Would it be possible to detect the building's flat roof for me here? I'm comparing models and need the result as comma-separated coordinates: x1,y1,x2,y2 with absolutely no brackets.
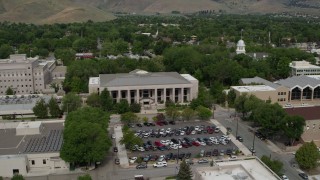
181,74,198,81
98,69,193,87
308,75,320,80
196,158,278,180
240,76,279,89
52,66,66,73
16,121,41,130
232,85,275,92
0,122,64,155
290,60,320,69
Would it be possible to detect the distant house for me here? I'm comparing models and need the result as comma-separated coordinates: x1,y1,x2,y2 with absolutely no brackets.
75,53,94,59
285,106,320,146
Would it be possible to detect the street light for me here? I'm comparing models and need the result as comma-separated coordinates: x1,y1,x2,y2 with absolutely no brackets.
252,132,256,156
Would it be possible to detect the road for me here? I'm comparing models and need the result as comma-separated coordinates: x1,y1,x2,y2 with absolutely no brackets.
214,105,302,180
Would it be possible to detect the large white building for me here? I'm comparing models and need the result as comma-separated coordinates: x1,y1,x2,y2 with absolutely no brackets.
89,69,199,108
289,60,320,76
0,54,66,95
0,121,68,178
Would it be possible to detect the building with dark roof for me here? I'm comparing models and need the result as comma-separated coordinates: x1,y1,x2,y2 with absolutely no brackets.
89,69,199,109
285,106,320,146
0,121,68,177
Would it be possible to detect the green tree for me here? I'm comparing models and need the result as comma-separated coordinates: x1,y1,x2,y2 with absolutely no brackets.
181,108,195,121
62,93,82,113
283,115,306,146
177,160,193,180
116,99,130,114
295,141,320,170
121,112,139,124
130,102,141,113
234,93,249,117
120,128,143,148
54,49,76,66
61,107,111,165
48,97,61,118
78,174,92,180
86,93,101,108
261,155,283,175
196,106,212,120
32,98,48,119
165,106,180,121
11,174,24,180
0,44,13,59
100,89,113,111
5,87,14,95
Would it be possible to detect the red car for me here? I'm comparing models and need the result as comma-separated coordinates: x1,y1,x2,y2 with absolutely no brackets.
154,141,164,147
192,141,200,146
207,129,214,134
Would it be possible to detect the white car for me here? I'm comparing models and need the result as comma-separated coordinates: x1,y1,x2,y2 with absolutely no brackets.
159,129,165,134
153,161,167,168
180,131,185,136
170,144,182,149
195,126,200,131
166,128,171,133
191,130,196,135
221,135,231,141
200,141,206,146
209,137,217,141
229,155,237,160
160,140,169,146
281,175,289,180
129,157,137,163
138,147,145,152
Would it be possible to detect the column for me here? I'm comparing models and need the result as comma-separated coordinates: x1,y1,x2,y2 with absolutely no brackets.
164,88,166,103
117,90,120,103
300,89,303,102
181,88,184,103
136,89,140,104
172,88,175,102
311,89,314,101
155,89,158,104
127,90,130,103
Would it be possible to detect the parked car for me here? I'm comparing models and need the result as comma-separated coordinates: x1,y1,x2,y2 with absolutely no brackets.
153,161,168,168
236,135,243,142
113,147,118,152
185,159,194,165
212,149,219,156
136,163,148,169
281,175,289,180
129,157,137,164
298,173,308,179
136,123,143,127
169,121,175,125
197,159,209,164
115,158,120,165
226,127,232,132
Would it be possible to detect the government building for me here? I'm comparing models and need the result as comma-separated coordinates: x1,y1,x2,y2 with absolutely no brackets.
89,69,198,108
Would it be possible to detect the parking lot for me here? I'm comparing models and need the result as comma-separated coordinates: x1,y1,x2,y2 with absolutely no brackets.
126,121,238,164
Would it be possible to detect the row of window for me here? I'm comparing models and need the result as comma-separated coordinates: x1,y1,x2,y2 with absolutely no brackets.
296,69,320,72
0,79,32,82
31,159,46,165
278,98,286,102
278,92,287,95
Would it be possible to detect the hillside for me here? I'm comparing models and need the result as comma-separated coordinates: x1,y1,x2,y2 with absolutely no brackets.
0,0,115,24
0,0,319,24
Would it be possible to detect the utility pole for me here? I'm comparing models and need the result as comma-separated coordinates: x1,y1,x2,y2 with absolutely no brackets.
252,133,256,156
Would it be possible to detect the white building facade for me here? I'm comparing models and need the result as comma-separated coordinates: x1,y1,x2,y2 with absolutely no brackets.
89,70,199,108
289,60,320,76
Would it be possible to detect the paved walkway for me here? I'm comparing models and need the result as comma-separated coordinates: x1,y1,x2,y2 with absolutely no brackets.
114,124,129,168
211,119,252,156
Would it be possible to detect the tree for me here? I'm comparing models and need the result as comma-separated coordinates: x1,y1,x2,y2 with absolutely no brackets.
54,49,76,66
61,107,111,165
165,106,180,121
100,89,113,111
48,97,61,118
261,155,283,175
121,112,139,124
78,174,92,180
181,108,195,121
295,141,320,170
120,128,143,148
86,93,101,108
5,87,14,95
32,98,48,118
177,160,193,180
0,44,13,59
116,99,130,114
11,174,24,180
196,106,212,120
130,102,141,113
234,93,249,117
283,115,305,146
62,93,82,113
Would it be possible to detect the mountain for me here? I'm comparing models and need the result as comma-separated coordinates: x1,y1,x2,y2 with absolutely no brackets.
0,0,319,24
0,0,115,24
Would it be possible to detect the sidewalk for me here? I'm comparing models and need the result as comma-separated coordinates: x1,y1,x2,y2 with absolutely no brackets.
210,119,252,156
114,124,129,168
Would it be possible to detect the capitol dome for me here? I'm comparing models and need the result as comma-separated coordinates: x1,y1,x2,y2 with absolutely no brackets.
237,39,245,47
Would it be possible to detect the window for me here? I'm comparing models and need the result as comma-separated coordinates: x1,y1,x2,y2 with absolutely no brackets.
43,159,46,164
31,160,35,165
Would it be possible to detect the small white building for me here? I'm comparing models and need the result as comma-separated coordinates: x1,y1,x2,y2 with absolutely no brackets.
236,39,246,55
0,121,68,178
289,60,320,76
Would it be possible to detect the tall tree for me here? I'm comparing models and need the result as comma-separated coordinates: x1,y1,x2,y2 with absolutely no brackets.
62,93,82,113
177,160,193,180
0,44,13,59
165,106,180,121
48,97,61,118
100,89,113,111
181,108,195,121
121,112,139,124
130,102,141,113
283,115,305,146
196,106,212,120
116,99,130,114
86,93,101,108
5,87,14,95
32,98,48,119
61,107,111,165
295,141,320,170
